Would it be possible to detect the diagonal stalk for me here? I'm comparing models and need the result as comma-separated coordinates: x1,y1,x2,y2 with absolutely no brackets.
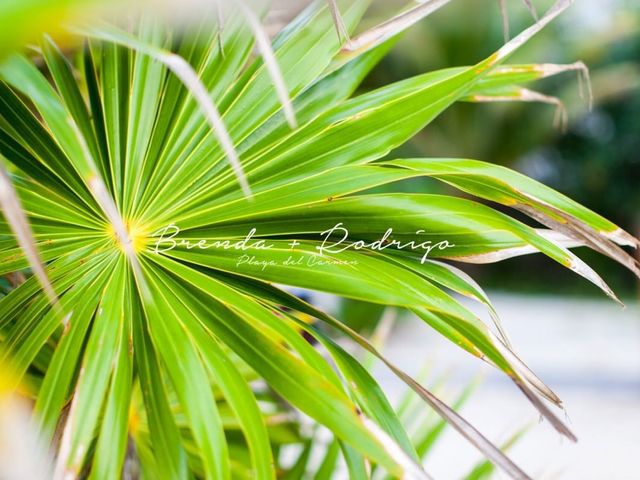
0,162,60,310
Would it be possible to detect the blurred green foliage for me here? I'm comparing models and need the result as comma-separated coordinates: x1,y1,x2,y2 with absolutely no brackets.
0,0,93,57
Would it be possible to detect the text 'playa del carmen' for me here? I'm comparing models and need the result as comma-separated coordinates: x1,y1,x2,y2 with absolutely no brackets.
152,223,455,270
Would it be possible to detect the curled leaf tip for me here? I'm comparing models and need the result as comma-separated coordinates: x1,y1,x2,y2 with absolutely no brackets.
568,255,622,305
522,0,539,21
498,0,510,42
495,0,574,64
574,61,594,111
327,0,351,43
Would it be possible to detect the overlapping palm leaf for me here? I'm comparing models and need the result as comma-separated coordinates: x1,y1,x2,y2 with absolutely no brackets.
0,0,638,478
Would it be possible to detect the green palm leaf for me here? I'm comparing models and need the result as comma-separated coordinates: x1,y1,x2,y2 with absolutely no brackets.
0,1,637,478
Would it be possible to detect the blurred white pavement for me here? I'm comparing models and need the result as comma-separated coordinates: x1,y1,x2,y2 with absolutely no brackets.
374,293,640,479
